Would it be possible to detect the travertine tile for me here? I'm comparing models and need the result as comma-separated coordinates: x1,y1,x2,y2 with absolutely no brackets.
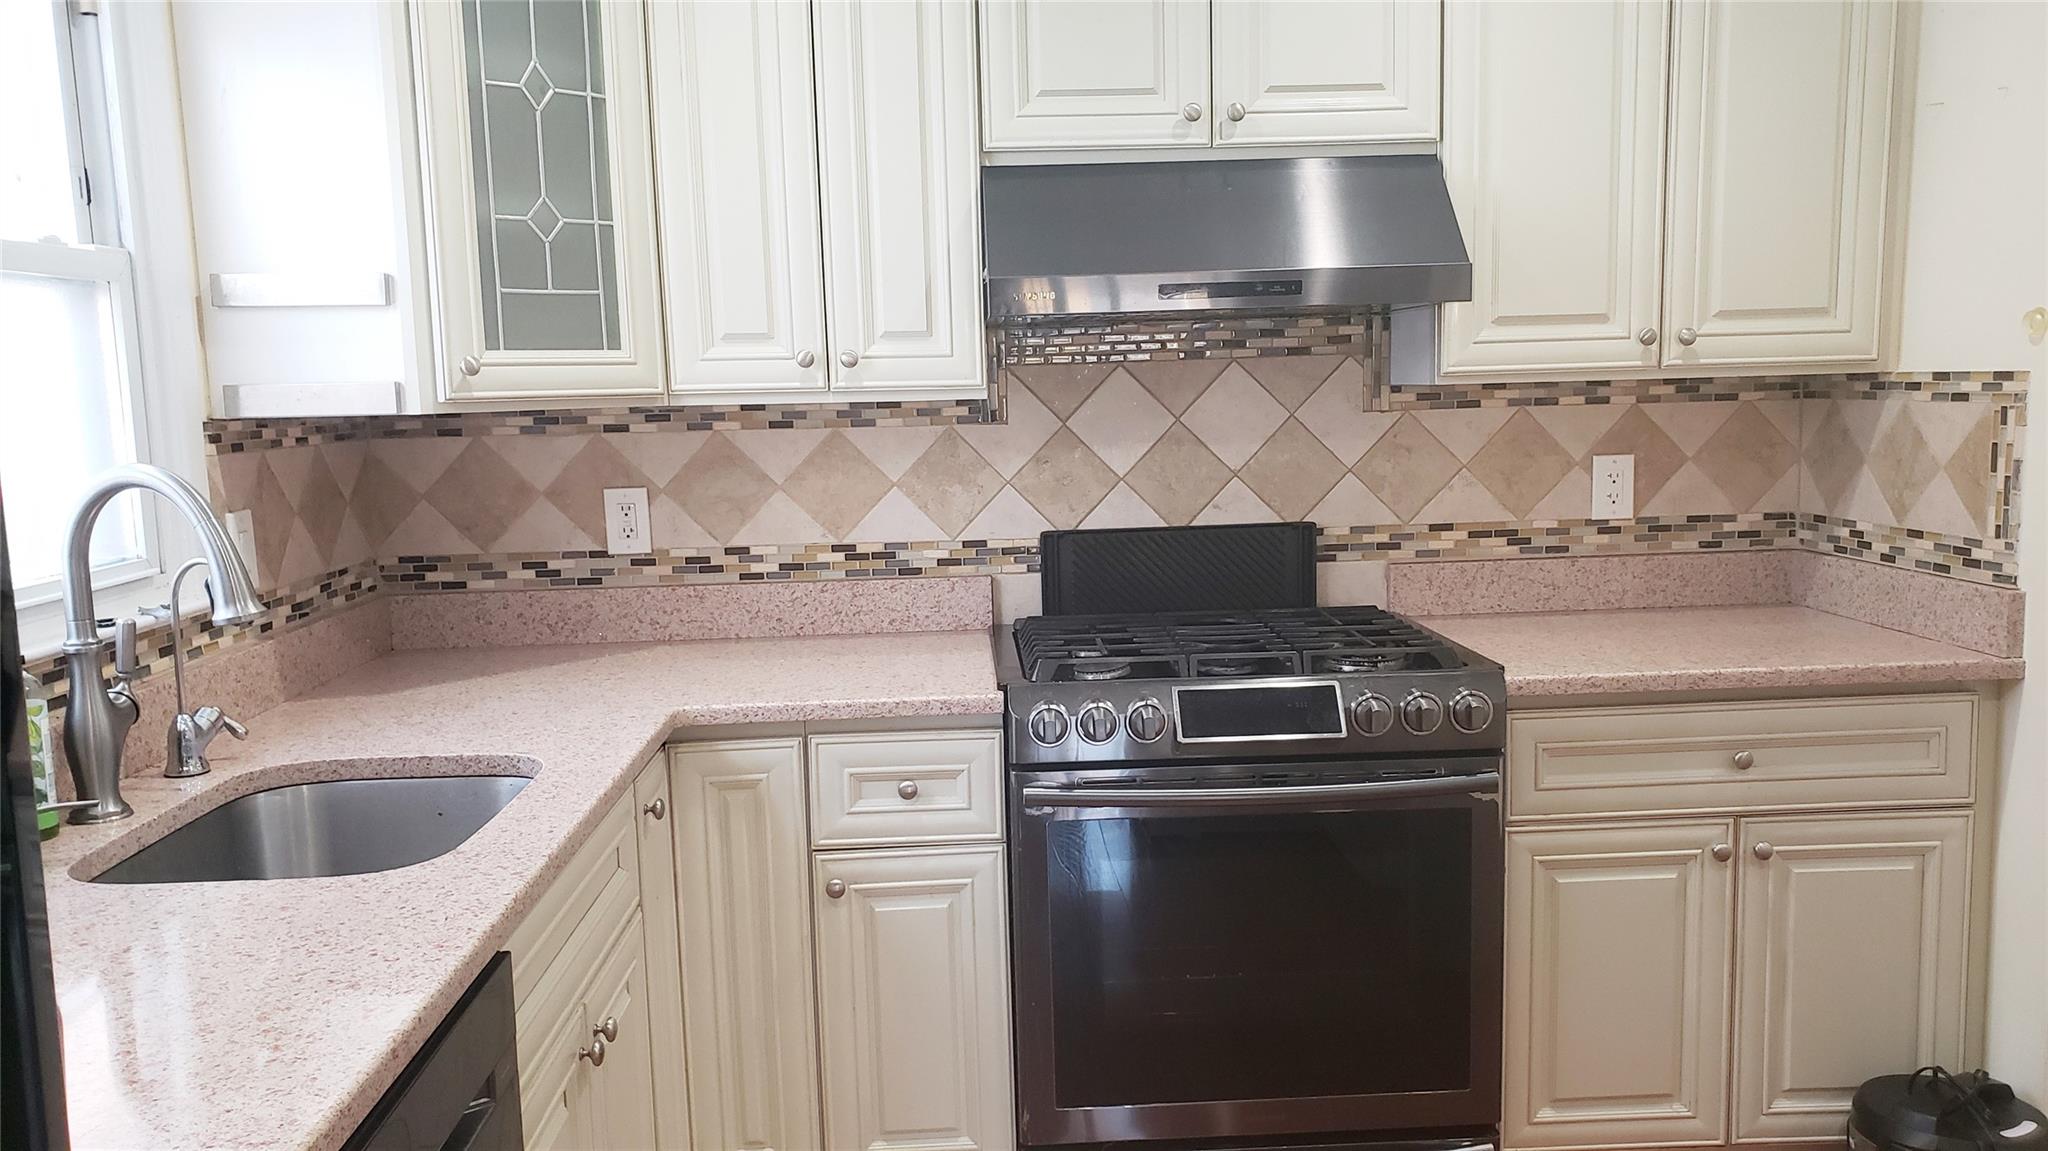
1804,401,1864,510
850,489,946,542
1353,414,1460,520
293,450,350,559
959,381,1059,479
667,433,777,543
1590,406,1688,505
1009,428,1117,529
1238,418,1347,520
781,431,893,539
1011,362,1112,420
427,440,539,552
543,436,646,544
1465,409,1574,517
1066,367,1173,473
347,454,424,550
1866,407,1941,521
1079,482,1168,529
1414,407,1512,463
1125,358,1228,415
1295,359,1396,464
1194,478,1279,524
1244,355,1340,410
1180,363,1288,469
1123,423,1232,525
1692,402,1798,512
896,429,1006,537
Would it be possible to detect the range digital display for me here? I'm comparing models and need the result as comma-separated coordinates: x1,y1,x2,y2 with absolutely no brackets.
1173,683,1345,742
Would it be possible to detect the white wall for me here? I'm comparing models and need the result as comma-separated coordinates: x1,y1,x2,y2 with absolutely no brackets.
1893,0,2048,1097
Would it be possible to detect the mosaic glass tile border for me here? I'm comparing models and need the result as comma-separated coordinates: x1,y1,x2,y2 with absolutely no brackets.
1797,513,2020,587
1390,370,2029,411
996,310,1376,365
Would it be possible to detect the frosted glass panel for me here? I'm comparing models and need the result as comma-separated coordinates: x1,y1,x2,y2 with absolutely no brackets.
462,0,620,352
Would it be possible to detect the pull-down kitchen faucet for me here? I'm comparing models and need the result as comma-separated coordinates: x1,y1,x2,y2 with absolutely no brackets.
59,465,264,823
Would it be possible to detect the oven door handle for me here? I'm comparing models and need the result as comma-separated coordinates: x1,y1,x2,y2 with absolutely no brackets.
1021,770,1500,810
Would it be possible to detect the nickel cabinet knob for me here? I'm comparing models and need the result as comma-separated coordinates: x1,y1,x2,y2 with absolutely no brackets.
1711,843,1734,862
1182,102,1203,121
796,349,815,368
1732,750,1755,770
825,878,847,899
838,350,859,369
579,1035,607,1067
1226,101,1247,122
897,780,919,801
1637,327,1658,346
643,797,666,820
595,1016,618,1042
1753,841,1776,861
458,354,482,377
1677,327,1699,346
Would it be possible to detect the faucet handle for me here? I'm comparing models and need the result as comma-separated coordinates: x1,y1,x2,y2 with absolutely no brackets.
114,616,140,679
192,705,247,743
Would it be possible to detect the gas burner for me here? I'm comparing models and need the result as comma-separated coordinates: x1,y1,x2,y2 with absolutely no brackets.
1319,651,1404,673
1198,657,1262,678
1071,661,1132,682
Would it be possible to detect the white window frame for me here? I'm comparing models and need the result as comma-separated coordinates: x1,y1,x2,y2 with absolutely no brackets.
8,0,212,660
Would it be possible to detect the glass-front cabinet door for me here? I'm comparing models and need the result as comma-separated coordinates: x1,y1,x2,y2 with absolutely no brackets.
413,0,664,401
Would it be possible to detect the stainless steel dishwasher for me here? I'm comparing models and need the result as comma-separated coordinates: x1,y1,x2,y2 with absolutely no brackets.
344,952,522,1151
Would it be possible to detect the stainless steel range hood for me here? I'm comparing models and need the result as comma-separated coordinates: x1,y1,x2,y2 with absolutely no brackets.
981,155,1471,321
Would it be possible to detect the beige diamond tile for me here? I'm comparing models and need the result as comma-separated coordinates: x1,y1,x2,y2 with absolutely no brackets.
213,450,264,511
851,490,947,543
347,453,422,550
1904,475,1984,540
1123,423,1232,525
1753,399,1803,447
1836,395,1889,452
1907,399,1988,461
495,498,594,552
1642,461,1737,517
780,431,893,540
321,441,368,498
726,428,828,483
382,502,468,556
1465,409,1575,518
842,426,943,481
291,451,349,560
376,437,468,494
1643,401,1738,455
960,486,1053,541
1527,405,1628,461
1125,358,1228,415
1067,367,1174,473
1414,471,1512,524
1238,418,1347,520
490,433,589,491
543,437,647,545
649,494,717,549
1308,475,1395,528
1589,406,1688,506
1942,407,1996,534
1803,402,1864,511
666,433,778,543
1352,414,1461,521
960,382,1060,479
330,511,373,569
1414,408,1512,462
897,429,1006,536
263,444,320,503
1691,402,1799,512
605,430,708,490
1529,467,1593,520
734,492,829,545
1294,359,1396,465
1080,483,1169,530
424,440,540,552
1011,363,1113,420
1867,408,1942,521
276,520,325,587
1244,355,1343,411
248,459,294,586
1194,479,1279,524
1010,428,1117,529
1180,363,1288,468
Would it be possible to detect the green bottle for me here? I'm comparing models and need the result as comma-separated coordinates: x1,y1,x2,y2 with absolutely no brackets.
24,671,59,839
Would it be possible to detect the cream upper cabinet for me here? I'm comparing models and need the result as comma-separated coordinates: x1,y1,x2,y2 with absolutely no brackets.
1662,0,1897,368
412,0,666,401
814,0,985,395
979,0,1212,150
814,846,1014,1151
648,0,828,396
1732,813,1970,1143
1438,0,1670,375
1211,0,1440,146
1505,821,1735,1149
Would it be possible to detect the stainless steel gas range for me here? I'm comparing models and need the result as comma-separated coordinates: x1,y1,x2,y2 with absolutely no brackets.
999,526,1506,1151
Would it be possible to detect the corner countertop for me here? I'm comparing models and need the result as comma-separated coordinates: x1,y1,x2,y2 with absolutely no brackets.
41,630,1002,1151
1418,604,2025,698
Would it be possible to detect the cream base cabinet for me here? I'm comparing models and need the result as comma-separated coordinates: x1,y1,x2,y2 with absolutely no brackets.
671,739,822,1151
814,846,1014,1151
1437,0,1671,375
1505,821,1735,1149
1661,0,1896,368
1733,813,1970,1143
978,0,1212,150
1211,0,1440,146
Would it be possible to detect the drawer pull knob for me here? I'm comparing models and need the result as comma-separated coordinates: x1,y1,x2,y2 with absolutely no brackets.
897,780,920,801
1732,750,1755,770
595,1016,618,1042
1753,841,1775,861
643,797,666,820
1711,842,1733,862
825,878,847,899
579,1036,606,1067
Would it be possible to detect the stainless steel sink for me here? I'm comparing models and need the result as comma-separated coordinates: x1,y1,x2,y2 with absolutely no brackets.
89,775,531,884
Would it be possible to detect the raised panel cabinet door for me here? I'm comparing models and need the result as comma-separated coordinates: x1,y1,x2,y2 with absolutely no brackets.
1733,813,1971,1143
814,0,984,396
814,846,1014,1151
979,0,1212,150
412,0,666,400
670,740,821,1151
1662,0,1896,367
1211,0,1440,146
583,914,662,1151
1438,0,1669,375
648,0,828,396
632,759,689,1150
1505,821,1736,1148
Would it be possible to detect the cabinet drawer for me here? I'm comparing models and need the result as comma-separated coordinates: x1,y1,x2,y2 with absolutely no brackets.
1509,695,1977,818
508,789,642,1008
808,731,1001,847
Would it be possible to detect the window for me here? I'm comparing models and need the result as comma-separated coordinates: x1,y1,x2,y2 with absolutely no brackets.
3,0,205,654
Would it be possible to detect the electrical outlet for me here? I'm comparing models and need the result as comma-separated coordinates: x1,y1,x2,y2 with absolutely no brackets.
604,487,651,554
1591,454,1634,518
224,509,258,569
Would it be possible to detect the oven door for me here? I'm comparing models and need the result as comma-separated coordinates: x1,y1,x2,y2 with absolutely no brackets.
1009,760,1504,1148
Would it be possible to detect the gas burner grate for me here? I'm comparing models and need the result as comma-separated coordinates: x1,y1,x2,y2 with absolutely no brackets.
1014,606,1461,683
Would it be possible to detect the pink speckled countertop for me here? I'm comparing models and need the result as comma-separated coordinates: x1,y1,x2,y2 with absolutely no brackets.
1421,605,2025,698
41,631,1001,1151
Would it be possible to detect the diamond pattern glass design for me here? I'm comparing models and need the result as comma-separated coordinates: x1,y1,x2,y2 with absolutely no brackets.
462,0,620,352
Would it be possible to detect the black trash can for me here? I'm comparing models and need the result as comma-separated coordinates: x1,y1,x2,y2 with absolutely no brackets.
1851,1068,2048,1151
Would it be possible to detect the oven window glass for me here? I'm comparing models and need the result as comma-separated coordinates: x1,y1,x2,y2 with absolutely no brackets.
1045,807,1473,1107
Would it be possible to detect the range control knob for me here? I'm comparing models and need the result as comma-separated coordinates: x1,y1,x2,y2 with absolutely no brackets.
1352,693,1394,736
1027,703,1070,747
1126,699,1168,743
1450,689,1496,734
1077,701,1119,744
1402,691,1445,735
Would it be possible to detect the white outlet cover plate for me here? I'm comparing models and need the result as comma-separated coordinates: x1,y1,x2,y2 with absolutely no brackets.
604,487,651,554
1591,454,1635,518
